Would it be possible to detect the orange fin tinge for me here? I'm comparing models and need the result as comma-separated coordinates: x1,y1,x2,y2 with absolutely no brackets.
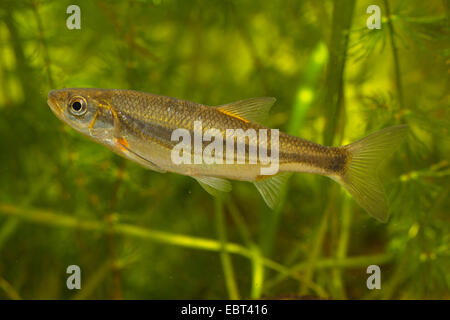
218,109,249,123
115,137,129,152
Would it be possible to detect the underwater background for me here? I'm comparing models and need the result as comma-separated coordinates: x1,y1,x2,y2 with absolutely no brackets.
0,0,448,299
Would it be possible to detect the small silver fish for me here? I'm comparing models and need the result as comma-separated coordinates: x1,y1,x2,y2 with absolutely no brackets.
48,88,408,222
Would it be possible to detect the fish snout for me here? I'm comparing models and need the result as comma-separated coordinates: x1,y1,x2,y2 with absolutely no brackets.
47,90,64,115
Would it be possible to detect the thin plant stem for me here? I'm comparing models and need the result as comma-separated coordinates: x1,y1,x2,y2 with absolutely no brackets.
265,253,394,292
331,194,352,298
0,276,22,300
250,244,264,299
214,197,240,299
103,159,127,300
31,0,55,89
226,199,263,298
226,198,254,247
72,260,113,300
299,203,331,295
383,0,404,107
322,0,356,147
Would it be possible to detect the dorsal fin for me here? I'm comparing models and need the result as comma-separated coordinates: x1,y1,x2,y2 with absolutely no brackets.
215,97,276,124
253,173,291,209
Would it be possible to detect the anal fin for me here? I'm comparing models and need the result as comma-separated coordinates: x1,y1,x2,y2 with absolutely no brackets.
253,173,291,209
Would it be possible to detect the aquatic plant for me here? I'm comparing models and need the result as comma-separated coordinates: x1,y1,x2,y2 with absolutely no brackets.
0,0,448,299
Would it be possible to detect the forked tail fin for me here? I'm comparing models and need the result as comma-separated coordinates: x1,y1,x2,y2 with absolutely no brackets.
336,125,409,222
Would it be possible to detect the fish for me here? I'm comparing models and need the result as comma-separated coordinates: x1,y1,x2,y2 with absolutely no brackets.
47,88,408,222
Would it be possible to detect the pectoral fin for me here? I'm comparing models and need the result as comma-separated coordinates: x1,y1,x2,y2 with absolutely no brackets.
114,137,166,173
195,176,232,197
215,97,276,124
253,173,291,209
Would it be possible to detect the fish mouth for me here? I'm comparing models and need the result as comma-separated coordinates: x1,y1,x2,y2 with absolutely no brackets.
47,91,64,118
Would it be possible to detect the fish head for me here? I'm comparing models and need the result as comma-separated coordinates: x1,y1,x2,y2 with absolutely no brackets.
48,88,114,138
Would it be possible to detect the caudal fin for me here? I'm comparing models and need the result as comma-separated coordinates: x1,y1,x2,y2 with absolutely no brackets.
336,125,408,222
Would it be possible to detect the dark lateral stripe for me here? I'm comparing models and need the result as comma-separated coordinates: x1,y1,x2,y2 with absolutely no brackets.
118,112,176,149
117,113,348,171
118,114,276,160
280,151,348,173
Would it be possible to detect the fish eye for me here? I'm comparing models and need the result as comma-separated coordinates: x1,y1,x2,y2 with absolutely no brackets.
68,96,87,116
